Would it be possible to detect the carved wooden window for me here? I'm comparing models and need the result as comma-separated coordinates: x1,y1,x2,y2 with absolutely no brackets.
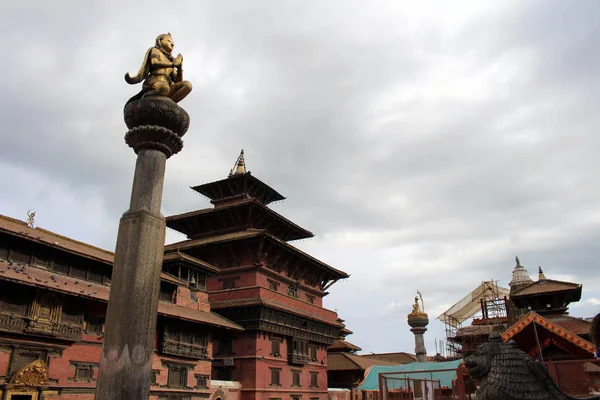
159,281,176,303
271,337,281,357
292,369,301,387
9,348,47,375
72,362,96,382
268,279,279,291
88,268,104,284
85,315,104,334
287,285,299,299
191,272,206,291
310,372,318,388
70,265,87,279
61,300,82,324
291,395,302,400
222,278,237,290
306,294,315,304
52,260,70,275
33,252,50,268
309,345,318,362
0,241,8,259
150,369,161,385
0,283,32,316
270,368,281,386
168,365,187,388
10,248,31,264
218,339,233,355
195,374,209,389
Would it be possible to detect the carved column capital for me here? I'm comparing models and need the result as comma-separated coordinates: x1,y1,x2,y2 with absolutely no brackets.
124,97,190,158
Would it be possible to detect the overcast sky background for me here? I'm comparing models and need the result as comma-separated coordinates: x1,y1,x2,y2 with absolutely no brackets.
2,1,600,355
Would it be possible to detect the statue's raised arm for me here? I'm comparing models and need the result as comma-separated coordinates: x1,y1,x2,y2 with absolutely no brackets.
125,33,192,104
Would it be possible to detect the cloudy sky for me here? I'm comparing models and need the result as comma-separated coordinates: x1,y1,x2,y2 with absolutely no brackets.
2,1,600,355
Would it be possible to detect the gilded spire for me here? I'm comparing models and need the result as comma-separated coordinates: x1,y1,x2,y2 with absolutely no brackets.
229,149,247,177
538,266,547,281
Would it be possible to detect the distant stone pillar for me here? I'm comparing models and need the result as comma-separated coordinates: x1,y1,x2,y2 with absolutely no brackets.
95,97,189,400
408,309,429,363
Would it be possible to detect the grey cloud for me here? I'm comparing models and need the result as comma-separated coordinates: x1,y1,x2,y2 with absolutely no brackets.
1,1,599,353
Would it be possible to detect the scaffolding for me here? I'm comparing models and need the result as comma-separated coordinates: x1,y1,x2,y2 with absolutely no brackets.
438,281,509,358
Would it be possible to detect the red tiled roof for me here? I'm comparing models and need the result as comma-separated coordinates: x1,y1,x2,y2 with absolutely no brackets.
166,199,314,241
210,297,343,326
328,339,362,352
502,312,594,354
0,214,113,264
162,251,219,274
158,302,242,331
167,229,349,279
327,352,398,371
547,314,591,336
360,352,417,364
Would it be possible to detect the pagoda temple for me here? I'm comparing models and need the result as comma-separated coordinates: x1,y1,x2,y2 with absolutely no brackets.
165,151,349,400
504,261,594,360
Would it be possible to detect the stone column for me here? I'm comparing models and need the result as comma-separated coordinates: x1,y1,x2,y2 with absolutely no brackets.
95,97,189,400
407,311,429,363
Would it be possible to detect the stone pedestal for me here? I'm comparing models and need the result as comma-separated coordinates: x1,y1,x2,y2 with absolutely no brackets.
95,97,189,400
407,312,429,363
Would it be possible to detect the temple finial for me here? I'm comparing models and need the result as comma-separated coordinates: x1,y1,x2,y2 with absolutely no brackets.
538,266,546,280
515,255,521,267
229,149,247,177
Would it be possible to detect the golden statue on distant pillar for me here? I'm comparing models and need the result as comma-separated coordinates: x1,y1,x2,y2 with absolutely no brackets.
411,290,425,314
125,33,192,104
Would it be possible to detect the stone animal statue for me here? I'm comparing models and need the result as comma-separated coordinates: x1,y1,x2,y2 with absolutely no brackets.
465,333,600,400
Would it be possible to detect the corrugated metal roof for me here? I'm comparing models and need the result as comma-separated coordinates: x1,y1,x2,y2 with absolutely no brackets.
359,360,462,390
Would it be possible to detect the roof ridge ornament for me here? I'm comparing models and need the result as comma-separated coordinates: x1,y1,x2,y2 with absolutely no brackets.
538,266,547,281
229,149,247,177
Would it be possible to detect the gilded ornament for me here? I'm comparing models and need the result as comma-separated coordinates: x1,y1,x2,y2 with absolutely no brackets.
9,360,49,387
125,33,192,104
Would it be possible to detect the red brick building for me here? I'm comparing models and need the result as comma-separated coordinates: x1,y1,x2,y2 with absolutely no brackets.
0,153,348,400
0,213,244,400
165,152,349,400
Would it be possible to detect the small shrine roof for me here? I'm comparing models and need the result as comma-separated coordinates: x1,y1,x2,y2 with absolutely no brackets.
328,339,362,353
192,172,285,206
502,311,595,356
162,251,219,274
327,352,397,371
511,279,581,296
360,352,417,364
